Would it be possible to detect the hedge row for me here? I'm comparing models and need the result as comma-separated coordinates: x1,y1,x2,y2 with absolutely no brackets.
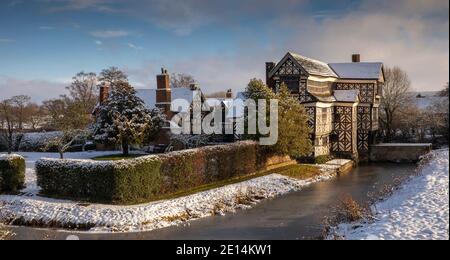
0,154,26,193
36,141,285,204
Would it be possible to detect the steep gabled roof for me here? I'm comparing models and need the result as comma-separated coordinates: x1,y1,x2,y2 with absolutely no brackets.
329,62,383,80
269,52,384,80
289,52,338,78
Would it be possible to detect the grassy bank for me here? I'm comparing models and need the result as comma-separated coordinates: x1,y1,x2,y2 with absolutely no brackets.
151,164,321,202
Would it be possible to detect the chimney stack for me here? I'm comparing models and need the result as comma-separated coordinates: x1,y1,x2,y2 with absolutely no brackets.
226,89,233,99
352,54,361,63
99,82,110,105
155,68,172,145
156,67,172,118
266,62,276,91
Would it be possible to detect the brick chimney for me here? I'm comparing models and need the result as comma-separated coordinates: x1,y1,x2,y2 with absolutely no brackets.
156,68,172,119
266,62,276,91
99,82,110,105
226,89,233,99
352,54,361,63
154,68,173,146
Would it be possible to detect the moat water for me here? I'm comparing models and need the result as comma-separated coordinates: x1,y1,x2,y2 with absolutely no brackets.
8,163,416,240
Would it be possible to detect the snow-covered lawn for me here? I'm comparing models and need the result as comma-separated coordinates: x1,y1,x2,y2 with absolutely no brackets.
333,149,449,240
0,151,348,232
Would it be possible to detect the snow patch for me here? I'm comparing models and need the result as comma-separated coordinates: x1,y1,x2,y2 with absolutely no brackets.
332,149,449,240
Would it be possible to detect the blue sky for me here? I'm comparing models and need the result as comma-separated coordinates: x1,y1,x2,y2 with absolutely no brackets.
0,0,449,102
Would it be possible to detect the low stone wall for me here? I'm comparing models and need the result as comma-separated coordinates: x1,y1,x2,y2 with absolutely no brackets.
370,143,432,163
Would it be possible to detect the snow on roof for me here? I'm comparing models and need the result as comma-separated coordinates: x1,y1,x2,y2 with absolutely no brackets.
329,62,383,79
310,93,336,103
172,88,200,104
410,92,448,110
136,88,247,118
289,52,338,78
135,88,201,112
135,89,156,108
204,98,245,119
334,90,359,102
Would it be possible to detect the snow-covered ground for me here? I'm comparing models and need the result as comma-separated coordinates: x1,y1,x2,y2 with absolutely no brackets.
333,149,449,240
0,151,348,232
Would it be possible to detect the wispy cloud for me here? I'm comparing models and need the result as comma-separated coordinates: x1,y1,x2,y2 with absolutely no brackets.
95,40,103,45
43,0,116,12
127,43,143,50
90,30,130,38
0,76,67,103
125,0,448,93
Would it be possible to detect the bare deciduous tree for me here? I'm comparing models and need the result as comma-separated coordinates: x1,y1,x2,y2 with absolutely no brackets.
380,66,412,142
66,72,98,115
44,129,88,159
170,73,197,89
99,67,128,85
11,95,31,131
0,99,18,154
24,103,45,131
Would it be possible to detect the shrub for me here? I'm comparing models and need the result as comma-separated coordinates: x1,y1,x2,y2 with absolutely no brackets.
36,141,287,204
18,132,62,152
0,154,26,193
36,157,162,203
314,155,332,164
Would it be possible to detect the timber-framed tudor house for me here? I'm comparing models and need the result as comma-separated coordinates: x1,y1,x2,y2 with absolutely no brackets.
266,52,384,161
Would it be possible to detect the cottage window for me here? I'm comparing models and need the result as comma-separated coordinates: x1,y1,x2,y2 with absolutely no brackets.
283,79,300,93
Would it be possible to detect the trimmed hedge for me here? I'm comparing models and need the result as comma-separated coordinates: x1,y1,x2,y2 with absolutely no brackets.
36,157,162,203
0,154,26,193
36,141,286,204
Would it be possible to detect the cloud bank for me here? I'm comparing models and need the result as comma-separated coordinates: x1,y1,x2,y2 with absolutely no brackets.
2,0,448,101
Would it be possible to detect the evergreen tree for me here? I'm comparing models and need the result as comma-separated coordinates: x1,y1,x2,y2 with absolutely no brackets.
243,79,276,141
274,84,312,157
244,79,312,158
93,81,164,156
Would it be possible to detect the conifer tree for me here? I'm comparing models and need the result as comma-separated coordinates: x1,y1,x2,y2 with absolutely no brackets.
244,79,312,158
275,84,312,157
93,81,164,156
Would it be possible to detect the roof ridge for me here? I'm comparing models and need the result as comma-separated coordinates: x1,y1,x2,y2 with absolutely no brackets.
289,51,330,67
328,62,383,65
288,51,337,77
